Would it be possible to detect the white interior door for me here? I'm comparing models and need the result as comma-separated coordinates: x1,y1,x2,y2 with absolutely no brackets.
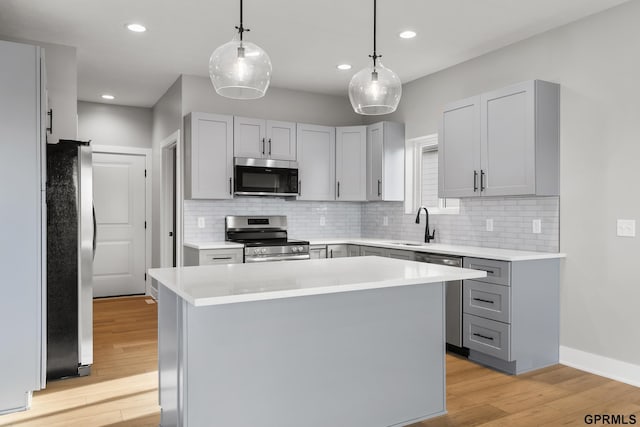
93,152,146,297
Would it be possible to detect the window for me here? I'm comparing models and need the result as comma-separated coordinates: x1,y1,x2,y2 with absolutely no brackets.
404,134,459,214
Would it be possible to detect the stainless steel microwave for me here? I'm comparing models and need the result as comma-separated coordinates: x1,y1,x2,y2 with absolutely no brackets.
234,157,299,197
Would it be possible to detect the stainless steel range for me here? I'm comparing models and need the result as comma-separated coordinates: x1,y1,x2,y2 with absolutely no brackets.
225,215,310,263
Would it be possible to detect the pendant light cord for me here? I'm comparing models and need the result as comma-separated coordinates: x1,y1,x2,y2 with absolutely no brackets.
236,0,250,41
369,0,380,67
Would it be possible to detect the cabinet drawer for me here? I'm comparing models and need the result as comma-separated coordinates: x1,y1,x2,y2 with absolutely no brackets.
463,314,511,361
199,249,243,265
463,280,511,323
463,257,510,286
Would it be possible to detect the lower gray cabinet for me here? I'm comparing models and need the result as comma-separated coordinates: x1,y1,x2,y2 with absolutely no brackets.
183,247,244,266
360,246,388,257
462,257,560,375
309,244,327,259
327,244,349,258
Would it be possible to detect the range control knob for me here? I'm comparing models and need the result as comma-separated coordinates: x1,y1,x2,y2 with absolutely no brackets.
292,246,299,253
298,246,304,252
253,248,260,255
261,248,268,254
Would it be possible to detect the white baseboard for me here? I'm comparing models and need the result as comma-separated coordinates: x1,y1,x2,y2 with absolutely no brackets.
560,346,640,387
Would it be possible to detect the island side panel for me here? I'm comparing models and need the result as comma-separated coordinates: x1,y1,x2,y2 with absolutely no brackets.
158,284,180,426
182,283,446,427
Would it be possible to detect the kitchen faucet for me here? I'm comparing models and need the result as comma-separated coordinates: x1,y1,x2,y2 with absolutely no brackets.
415,207,436,243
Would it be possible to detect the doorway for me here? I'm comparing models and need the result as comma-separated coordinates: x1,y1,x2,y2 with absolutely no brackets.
160,131,182,273
92,146,151,297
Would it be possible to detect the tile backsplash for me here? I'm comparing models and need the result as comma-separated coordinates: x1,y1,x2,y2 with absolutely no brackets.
184,196,559,253
362,197,559,252
184,198,362,242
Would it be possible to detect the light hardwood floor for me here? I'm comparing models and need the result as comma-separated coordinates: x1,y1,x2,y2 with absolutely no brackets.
1,296,639,426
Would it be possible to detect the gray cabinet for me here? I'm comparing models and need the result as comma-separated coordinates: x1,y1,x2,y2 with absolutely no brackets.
336,126,367,201
309,245,327,259
347,245,361,257
327,244,349,258
438,96,481,198
360,246,388,257
234,117,296,161
439,80,559,198
462,256,560,374
388,249,415,261
183,247,243,266
297,124,336,201
184,112,234,199
366,122,405,201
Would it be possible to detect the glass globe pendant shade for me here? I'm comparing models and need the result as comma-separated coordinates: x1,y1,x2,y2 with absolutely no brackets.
209,35,272,100
348,61,402,115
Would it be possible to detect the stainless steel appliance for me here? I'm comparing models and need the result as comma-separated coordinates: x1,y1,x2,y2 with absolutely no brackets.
414,252,467,356
234,157,299,197
225,215,310,262
46,140,94,379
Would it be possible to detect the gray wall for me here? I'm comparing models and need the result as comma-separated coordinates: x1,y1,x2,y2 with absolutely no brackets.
181,74,363,126
151,77,183,270
0,37,77,144
384,1,640,366
78,101,152,148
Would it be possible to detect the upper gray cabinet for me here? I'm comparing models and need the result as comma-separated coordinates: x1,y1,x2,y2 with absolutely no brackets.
184,112,234,200
336,126,367,201
439,80,559,198
297,123,335,201
234,117,297,161
366,122,405,201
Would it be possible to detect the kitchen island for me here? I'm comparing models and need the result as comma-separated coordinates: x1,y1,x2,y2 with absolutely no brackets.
149,256,486,427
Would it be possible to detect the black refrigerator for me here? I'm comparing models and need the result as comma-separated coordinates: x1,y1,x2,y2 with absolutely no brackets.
46,140,94,380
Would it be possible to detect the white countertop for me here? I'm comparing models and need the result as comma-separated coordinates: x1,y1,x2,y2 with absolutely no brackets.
306,238,566,261
183,238,565,261
183,241,244,250
148,256,486,307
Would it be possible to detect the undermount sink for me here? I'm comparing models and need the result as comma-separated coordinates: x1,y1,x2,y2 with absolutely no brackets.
386,241,430,247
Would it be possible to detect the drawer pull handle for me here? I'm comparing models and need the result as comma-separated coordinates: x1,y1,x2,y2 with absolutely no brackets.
472,297,494,304
211,256,233,260
473,332,494,341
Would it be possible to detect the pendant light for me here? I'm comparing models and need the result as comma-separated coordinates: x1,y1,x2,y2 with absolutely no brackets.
209,0,272,99
348,0,402,115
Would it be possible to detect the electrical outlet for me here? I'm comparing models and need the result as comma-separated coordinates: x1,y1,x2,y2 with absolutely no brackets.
617,219,636,237
319,216,326,226
197,217,205,229
383,216,389,226
532,219,542,234
486,219,493,232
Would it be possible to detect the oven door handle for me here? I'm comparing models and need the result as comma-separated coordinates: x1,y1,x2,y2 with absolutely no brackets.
245,254,310,263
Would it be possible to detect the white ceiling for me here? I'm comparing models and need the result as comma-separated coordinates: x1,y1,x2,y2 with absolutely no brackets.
0,0,629,107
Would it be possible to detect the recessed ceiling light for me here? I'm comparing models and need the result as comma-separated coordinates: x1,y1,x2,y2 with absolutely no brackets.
399,30,417,39
337,64,352,70
126,23,147,33
101,94,115,100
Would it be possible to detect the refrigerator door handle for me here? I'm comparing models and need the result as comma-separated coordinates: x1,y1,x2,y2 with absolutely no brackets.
92,204,97,260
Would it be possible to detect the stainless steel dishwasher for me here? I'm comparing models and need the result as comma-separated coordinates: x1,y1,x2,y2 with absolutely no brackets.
414,252,468,356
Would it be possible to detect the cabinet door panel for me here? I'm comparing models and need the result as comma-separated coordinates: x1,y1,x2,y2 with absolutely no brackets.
234,117,266,158
266,120,296,161
481,82,535,196
336,126,366,201
366,123,384,201
186,113,233,199
439,96,481,198
297,124,335,201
